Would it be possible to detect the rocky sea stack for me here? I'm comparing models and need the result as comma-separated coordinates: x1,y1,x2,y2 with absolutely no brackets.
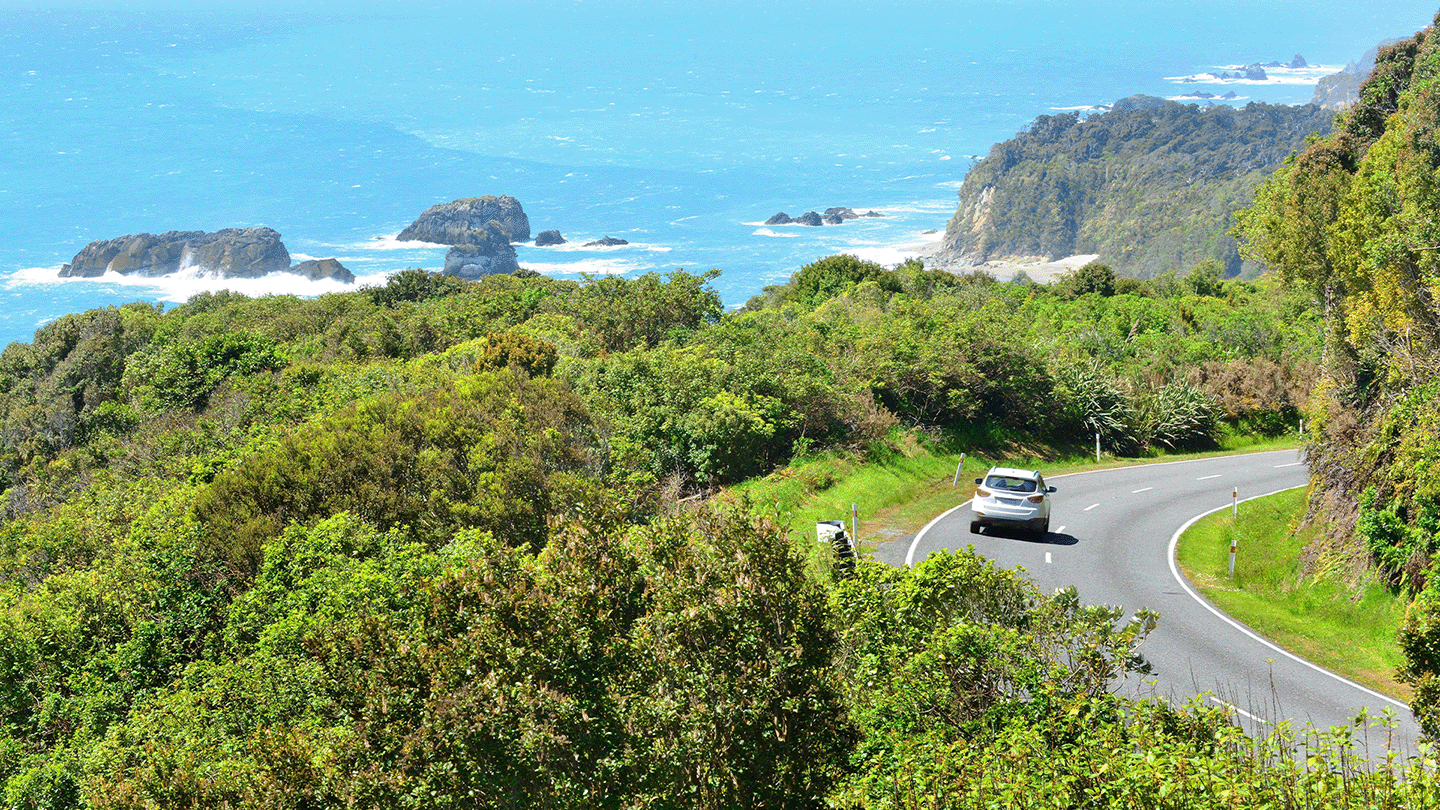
398,196,531,244
534,229,566,246
61,228,295,279
291,258,356,283
583,236,629,247
442,222,519,278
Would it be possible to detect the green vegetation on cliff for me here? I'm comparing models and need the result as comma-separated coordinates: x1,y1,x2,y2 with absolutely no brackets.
942,96,1334,277
1237,10,1440,736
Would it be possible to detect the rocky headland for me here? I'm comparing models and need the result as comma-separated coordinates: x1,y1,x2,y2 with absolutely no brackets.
398,196,531,244
59,228,353,282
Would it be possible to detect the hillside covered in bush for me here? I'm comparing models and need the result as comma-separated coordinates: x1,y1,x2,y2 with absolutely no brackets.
937,96,1334,278
0,246,1385,805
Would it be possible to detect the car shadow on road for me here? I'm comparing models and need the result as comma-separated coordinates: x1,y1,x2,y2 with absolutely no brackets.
973,526,1078,546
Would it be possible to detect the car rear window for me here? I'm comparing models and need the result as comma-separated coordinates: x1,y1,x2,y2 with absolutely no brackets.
985,475,1037,493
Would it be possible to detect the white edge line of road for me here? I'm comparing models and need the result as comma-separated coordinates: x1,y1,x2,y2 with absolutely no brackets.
905,448,1300,568
1167,485,1409,712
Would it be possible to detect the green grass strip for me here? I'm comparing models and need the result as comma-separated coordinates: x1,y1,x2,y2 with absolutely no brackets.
1174,487,1410,700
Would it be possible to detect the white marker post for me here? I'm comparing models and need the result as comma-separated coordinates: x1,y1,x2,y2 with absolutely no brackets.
851,503,858,548
952,453,966,486
1229,487,1238,576
1095,433,1100,462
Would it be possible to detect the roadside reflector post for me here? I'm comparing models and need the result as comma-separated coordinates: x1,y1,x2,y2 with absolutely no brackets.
851,503,858,548
1095,433,1101,462
952,453,965,486
1229,487,1238,577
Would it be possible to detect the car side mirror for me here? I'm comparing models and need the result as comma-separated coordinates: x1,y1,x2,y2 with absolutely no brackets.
1047,486,1057,493
974,478,983,485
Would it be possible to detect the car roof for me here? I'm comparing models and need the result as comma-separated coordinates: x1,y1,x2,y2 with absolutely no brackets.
986,466,1041,479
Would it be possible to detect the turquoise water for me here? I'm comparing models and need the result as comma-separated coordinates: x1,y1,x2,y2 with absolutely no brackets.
2,0,1435,346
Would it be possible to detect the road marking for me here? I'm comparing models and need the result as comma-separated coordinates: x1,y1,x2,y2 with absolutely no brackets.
1045,552,1052,564
1168,488,1408,711
1132,487,1153,493
1207,696,1271,726
1274,462,1301,468
906,448,1303,568
906,498,974,567
1083,503,1100,511
1197,474,1221,480
1055,525,1066,534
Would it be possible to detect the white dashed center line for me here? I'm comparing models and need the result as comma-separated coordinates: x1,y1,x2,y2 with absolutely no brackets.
1132,487,1153,493
1197,474,1221,480
1045,552,1052,564
1055,525,1066,534
1083,503,1100,511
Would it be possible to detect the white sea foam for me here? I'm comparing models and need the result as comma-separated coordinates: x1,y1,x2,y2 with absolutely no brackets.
344,234,449,251
8,264,389,303
1164,64,1341,86
753,228,799,238
537,240,671,253
519,258,638,276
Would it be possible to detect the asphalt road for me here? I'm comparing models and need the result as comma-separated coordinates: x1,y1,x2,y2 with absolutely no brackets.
905,449,1419,747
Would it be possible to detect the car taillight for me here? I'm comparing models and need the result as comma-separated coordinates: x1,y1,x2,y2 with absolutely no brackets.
1026,494,1045,504
976,487,993,498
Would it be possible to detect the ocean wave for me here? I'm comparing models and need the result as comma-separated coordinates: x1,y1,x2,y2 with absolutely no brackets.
341,234,449,251
1164,64,1340,86
6,265,389,302
534,240,671,253
753,228,799,238
518,258,639,276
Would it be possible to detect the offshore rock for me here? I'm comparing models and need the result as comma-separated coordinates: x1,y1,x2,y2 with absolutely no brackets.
860,210,884,217
60,228,291,279
442,221,519,278
534,229,566,246
291,258,356,283
795,212,823,226
823,207,860,220
583,236,629,246
398,195,531,244
764,212,794,225
822,213,845,225
443,244,519,278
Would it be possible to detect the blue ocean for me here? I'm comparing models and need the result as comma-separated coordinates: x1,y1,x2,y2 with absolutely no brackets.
2,0,1434,348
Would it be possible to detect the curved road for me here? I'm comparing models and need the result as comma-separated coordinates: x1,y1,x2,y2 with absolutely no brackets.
906,449,1418,747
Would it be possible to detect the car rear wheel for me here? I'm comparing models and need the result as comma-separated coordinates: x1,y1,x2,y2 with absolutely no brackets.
1036,519,1050,539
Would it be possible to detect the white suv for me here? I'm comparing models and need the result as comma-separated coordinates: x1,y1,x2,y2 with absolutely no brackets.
970,466,1055,539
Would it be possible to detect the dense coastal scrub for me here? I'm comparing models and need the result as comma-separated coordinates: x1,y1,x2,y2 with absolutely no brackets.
1236,10,1440,736
0,248,1400,806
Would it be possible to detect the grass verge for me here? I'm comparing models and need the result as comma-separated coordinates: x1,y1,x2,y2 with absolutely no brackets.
1174,487,1410,701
